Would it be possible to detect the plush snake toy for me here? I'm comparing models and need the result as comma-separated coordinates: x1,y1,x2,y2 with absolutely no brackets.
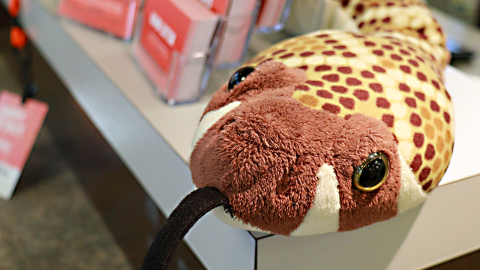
143,0,454,268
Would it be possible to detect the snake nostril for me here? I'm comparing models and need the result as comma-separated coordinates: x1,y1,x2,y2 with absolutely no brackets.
224,118,236,126
276,170,293,194
220,118,237,133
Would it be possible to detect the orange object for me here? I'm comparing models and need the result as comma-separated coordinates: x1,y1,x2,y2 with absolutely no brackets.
8,0,20,18
10,26,27,49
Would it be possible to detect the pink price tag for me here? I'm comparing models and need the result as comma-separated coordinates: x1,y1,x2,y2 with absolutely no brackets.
0,91,48,200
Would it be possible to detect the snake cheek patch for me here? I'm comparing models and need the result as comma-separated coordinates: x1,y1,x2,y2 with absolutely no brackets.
191,96,337,235
331,113,401,231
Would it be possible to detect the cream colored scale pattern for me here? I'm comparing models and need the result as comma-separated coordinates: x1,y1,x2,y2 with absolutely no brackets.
247,30,454,192
340,0,450,66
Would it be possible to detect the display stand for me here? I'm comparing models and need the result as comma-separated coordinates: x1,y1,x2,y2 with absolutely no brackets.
132,40,214,105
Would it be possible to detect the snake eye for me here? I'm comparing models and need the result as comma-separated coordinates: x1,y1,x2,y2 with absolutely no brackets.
228,66,255,91
353,152,389,192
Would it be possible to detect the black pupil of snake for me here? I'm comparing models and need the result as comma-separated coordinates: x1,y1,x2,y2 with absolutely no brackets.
358,157,386,188
228,67,255,91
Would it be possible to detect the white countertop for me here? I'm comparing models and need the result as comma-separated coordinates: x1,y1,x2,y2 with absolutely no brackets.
9,0,480,269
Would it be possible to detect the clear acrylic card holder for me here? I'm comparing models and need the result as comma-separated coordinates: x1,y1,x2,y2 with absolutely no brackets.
132,38,215,105
212,0,261,69
131,0,261,104
256,0,293,34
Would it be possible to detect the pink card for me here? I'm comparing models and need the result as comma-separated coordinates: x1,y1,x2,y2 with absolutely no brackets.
134,0,218,103
140,0,192,73
197,0,231,16
0,91,48,200
58,0,139,40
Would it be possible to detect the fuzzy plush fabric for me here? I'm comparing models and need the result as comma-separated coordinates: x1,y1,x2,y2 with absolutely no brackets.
190,0,454,235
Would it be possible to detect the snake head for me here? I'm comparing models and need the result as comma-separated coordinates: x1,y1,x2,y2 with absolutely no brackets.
190,56,440,235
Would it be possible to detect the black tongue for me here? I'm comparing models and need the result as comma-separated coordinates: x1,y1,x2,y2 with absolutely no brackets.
142,187,229,270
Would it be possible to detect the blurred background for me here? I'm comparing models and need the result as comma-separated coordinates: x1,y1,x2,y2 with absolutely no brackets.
429,0,480,26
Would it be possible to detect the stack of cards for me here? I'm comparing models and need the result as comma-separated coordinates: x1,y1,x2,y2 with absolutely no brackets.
58,0,140,40
133,0,218,104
